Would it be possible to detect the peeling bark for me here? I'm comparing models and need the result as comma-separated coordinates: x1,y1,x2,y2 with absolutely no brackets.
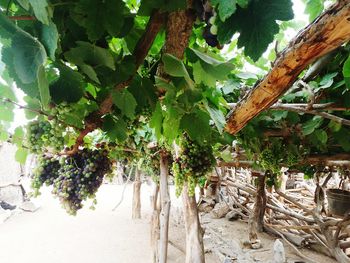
226,1,350,134
132,169,141,219
182,184,205,263
248,173,266,244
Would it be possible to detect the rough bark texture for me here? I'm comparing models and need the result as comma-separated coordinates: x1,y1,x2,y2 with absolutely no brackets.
159,153,171,263
151,183,160,263
226,1,350,134
132,169,141,219
248,174,266,243
182,184,205,263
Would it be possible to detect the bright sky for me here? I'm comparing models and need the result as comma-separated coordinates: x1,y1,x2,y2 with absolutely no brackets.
8,0,311,130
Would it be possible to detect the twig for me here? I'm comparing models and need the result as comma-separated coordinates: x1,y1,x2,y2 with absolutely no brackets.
8,15,36,20
112,166,134,211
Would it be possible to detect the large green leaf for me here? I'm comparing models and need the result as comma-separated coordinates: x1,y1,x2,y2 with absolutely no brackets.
217,0,293,61
162,53,189,78
343,55,350,89
180,109,212,143
40,21,58,60
12,31,47,84
102,115,128,142
112,89,137,119
28,0,51,25
204,102,225,133
49,64,85,103
75,0,127,41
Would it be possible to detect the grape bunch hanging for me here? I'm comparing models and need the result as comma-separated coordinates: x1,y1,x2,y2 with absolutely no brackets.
31,149,112,215
172,134,215,196
26,120,65,153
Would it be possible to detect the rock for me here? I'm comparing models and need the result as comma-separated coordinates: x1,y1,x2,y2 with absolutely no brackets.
19,201,40,212
0,201,16,210
225,210,241,221
210,202,230,219
273,239,286,263
198,202,214,213
251,239,262,249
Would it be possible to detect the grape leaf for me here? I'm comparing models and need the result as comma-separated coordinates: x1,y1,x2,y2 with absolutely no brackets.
150,102,163,140
15,147,28,164
12,31,47,84
204,102,225,133
75,0,126,41
28,0,51,25
0,108,13,122
180,109,211,143
302,116,323,136
343,55,350,89
217,0,293,61
12,127,24,147
305,0,324,22
162,53,190,78
216,0,237,22
37,65,50,109
49,64,85,103
112,89,137,119
40,21,58,60
102,115,128,142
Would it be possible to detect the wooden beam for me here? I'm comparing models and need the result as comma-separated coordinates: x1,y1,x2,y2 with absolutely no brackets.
225,1,350,134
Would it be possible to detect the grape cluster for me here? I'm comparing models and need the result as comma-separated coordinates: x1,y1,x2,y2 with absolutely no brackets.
31,149,112,215
202,11,219,47
26,120,65,153
172,134,215,196
31,156,60,196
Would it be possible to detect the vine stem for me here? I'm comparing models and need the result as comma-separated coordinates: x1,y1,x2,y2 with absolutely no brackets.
8,15,36,20
0,97,48,116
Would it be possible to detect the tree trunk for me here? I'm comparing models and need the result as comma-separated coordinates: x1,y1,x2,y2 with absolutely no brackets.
132,168,141,219
226,1,350,134
151,183,160,263
182,183,205,263
159,153,171,263
248,173,266,244
276,171,288,203
116,162,124,184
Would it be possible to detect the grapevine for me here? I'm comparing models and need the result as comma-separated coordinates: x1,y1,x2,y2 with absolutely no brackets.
172,134,215,196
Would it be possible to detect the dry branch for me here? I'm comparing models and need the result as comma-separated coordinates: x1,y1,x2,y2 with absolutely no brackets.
226,1,350,134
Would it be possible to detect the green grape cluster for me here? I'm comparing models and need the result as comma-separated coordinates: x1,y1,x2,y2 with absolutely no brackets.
259,148,278,173
31,149,112,215
172,135,215,196
26,120,65,153
50,102,74,122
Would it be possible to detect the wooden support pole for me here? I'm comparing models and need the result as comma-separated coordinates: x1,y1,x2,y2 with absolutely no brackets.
226,1,350,134
182,183,205,263
132,168,142,219
159,152,171,263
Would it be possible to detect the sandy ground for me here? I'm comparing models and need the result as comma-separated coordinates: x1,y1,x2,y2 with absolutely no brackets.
0,182,337,263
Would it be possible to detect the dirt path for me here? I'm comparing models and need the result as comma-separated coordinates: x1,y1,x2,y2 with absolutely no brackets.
0,183,337,263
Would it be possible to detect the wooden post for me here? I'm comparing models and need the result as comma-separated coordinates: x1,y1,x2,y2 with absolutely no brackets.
151,183,160,263
159,152,171,263
132,168,141,219
182,183,205,263
248,173,267,245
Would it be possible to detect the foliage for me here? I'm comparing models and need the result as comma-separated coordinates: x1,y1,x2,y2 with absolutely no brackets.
0,0,349,207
